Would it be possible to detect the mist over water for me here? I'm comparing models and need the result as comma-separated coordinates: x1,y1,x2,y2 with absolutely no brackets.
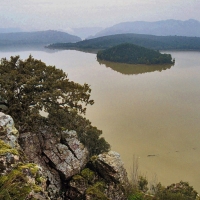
1,49,200,191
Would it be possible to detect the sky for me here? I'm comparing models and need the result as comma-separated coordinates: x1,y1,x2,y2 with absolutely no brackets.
0,0,200,31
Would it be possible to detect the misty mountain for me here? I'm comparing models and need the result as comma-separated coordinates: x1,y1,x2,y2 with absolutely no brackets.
71,27,103,39
47,33,200,51
0,30,81,46
0,27,22,33
91,19,200,38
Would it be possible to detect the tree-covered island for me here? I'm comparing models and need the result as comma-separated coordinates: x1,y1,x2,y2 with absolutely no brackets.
97,43,175,65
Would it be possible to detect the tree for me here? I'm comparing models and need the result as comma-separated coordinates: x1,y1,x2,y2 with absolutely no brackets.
0,55,93,128
0,55,110,155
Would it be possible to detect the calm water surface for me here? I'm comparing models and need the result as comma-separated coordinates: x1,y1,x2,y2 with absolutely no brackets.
1,48,200,191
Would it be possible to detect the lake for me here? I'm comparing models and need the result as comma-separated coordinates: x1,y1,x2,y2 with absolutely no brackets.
1,48,200,191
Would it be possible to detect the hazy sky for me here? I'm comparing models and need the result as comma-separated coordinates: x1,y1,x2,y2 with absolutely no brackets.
0,0,200,31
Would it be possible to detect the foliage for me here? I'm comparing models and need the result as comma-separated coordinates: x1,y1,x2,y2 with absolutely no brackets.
0,140,18,155
81,168,95,183
127,180,199,200
70,168,108,200
152,182,199,200
0,55,110,156
86,181,108,200
47,33,200,51
126,155,199,200
128,193,144,200
97,43,174,64
126,176,149,200
138,176,148,193
0,163,44,200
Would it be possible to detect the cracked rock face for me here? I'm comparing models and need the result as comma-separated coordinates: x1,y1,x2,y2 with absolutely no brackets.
92,151,129,185
19,129,89,199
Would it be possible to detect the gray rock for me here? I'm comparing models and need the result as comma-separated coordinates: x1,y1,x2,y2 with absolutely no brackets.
94,151,129,185
19,129,89,199
0,112,19,148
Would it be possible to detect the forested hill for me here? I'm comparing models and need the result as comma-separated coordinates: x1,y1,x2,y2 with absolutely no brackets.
47,33,200,51
0,30,81,46
97,43,174,65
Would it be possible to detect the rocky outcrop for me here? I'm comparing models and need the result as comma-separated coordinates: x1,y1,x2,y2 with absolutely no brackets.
0,112,129,200
0,112,49,200
67,151,128,200
19,129,89,199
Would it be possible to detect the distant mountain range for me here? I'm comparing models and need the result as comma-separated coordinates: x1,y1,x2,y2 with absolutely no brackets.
90,19,200,38
0,30,81,46
71,27,103,39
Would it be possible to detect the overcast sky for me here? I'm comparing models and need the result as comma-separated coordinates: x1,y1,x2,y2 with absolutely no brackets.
0,0,200,31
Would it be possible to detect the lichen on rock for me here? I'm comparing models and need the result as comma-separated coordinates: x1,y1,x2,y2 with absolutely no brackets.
0,112,49,200
0,112,19,149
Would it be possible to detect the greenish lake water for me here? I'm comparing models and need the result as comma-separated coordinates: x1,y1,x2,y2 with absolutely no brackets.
1,48,200,191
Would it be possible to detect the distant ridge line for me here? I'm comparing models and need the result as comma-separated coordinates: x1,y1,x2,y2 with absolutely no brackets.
90,19,200,38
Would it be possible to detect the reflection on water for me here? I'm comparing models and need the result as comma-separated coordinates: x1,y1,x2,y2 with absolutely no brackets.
97,59,173,75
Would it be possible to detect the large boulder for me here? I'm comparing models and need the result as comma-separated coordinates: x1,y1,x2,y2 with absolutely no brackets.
92,151,129,185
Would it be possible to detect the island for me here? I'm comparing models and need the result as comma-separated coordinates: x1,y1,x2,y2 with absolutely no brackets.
97,43,175,65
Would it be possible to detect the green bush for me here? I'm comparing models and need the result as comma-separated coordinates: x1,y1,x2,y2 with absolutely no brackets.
128,193,144,200
153,181,199,200
86,181,108,200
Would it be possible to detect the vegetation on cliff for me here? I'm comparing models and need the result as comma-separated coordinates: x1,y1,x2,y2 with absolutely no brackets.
97,43,174,64
0,55,110,156
127,179,199,200
0,163,46,200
